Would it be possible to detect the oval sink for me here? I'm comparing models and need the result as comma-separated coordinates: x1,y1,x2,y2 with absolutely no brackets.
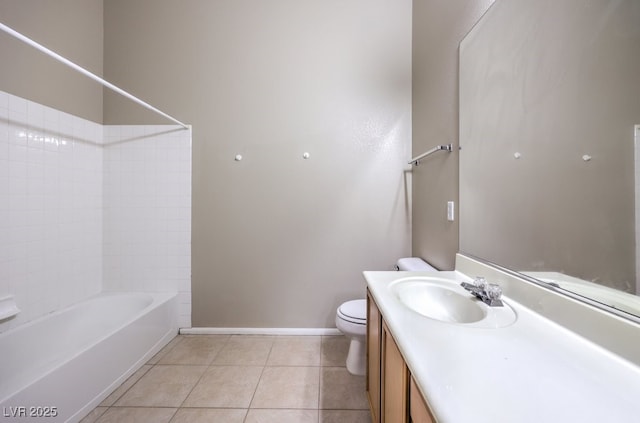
389,277,517,328
394,282,486,323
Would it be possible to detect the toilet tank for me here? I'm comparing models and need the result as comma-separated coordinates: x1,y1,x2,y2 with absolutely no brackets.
396,257,436,271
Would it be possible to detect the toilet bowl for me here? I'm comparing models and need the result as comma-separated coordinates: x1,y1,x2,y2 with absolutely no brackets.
335,299,367,375
335,257,436,375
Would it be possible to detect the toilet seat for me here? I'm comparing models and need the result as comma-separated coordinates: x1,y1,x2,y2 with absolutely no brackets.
337,299,366,325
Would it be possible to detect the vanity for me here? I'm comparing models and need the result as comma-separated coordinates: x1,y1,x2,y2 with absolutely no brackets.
364,254,640,423
366,286,435,423
382,0,640,420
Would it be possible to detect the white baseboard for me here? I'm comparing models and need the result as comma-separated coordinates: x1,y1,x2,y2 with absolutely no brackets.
180,327,342,336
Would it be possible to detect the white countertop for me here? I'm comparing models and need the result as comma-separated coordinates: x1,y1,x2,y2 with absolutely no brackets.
365,269,640,423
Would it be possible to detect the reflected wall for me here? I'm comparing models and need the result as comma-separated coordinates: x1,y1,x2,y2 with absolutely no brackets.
459,0,640,294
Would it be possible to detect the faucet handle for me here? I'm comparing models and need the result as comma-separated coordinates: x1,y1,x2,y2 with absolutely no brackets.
461,279,504,306
485,283,503,301
472,276,487,289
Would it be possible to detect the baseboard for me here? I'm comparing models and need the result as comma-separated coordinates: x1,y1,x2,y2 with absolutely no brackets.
179,327,342,336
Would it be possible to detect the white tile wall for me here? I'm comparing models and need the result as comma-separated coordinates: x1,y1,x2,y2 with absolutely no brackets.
103,125,192,328
0,91,104,332
0,91,192,332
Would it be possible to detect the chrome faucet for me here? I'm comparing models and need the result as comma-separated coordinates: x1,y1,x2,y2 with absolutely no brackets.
461,277,504,307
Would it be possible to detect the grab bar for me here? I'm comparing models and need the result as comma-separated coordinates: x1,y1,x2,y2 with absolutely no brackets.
408,143,453,166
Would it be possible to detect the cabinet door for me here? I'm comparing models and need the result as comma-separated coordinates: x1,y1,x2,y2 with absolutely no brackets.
382,321,409,423
366,290,382,423
410,377,435,423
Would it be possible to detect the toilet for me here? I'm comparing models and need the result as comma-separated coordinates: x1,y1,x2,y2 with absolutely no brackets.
335,257,436,375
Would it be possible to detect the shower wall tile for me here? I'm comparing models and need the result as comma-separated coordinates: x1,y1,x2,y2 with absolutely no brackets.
103,125,192,328
0,91,104,333
0,91,193,332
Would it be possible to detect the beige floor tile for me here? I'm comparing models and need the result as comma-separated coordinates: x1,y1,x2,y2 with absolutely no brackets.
95,407,176,423
182,365,263,408
320,409,372,423
170,408,247,423
251,366,319,409
267,336,321,366
320,367,368,410
100,365,152,406
212,335,275,365
115,365,207,407
83,335,374,421
321,336,349,367
159,335,230,365
146,335,182,364
245,409,318,423
79,407,108,423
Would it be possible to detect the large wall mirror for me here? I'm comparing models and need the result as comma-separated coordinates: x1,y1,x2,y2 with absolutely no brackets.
459,0,640,319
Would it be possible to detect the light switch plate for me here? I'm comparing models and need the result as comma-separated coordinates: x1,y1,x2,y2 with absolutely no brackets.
447,201,455,221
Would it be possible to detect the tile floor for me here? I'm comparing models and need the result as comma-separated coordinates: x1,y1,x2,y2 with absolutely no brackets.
80,335,372,423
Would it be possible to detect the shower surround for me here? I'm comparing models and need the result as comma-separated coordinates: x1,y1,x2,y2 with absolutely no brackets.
0,90,192,333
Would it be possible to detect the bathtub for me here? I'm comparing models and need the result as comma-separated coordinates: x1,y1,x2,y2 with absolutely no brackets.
0,292,178,422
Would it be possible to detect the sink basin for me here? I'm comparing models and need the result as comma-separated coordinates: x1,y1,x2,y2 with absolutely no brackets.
393,281,486,323
389,277,517,328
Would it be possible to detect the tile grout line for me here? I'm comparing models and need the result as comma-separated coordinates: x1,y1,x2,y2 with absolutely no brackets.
95,335,185,423
242,336,276,423
174,334,233,415
318,335,325,423
92,359,157,421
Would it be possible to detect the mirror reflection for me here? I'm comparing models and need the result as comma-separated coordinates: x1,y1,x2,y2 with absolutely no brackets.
459,0,640,317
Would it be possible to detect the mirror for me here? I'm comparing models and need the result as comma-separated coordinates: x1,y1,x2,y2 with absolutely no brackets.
459,0,640,318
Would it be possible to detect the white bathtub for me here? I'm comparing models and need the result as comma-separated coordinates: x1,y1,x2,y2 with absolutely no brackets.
0,292,178,422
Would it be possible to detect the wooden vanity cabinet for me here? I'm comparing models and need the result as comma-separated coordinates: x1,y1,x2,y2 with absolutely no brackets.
410,376,435,423
367,289,437,423
366,290,382,422
382,320,409,423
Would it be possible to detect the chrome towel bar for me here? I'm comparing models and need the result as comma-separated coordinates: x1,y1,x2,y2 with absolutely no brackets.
408,143,453,165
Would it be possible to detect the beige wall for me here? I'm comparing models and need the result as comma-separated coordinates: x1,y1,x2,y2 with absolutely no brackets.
0,0,103,123
411,0,495,270
104,0,412,328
